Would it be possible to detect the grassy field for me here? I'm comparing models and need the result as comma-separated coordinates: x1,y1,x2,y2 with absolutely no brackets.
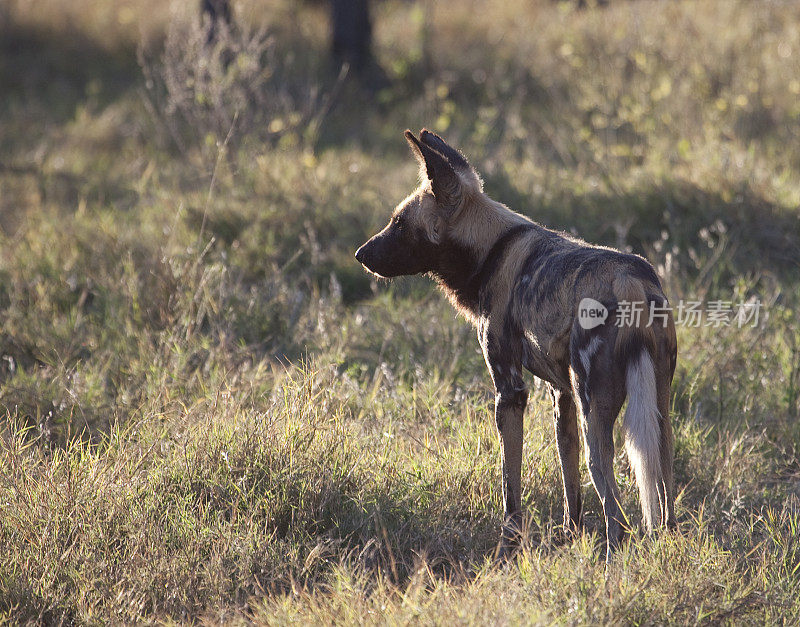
1,0,800,623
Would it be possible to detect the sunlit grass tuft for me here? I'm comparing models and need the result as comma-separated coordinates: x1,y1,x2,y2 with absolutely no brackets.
1,0,799,622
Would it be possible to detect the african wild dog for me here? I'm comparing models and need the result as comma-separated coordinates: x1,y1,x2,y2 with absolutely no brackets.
355,129,678,560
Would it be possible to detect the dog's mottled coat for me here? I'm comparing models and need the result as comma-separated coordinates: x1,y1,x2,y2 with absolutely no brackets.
356,129,678,559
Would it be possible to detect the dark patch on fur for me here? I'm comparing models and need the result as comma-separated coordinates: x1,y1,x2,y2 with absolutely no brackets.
669,344,678,379
436,224,535,315
524,245,595,309
614,326,657,367
356,221,439,277
501,309,520,347
645,293,668,305
496,388,529,412
430,239,481,306
524,246,662,310
515,234,561,302
618,254,663,288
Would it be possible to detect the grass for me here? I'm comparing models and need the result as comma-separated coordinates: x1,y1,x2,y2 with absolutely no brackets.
1,0,799,623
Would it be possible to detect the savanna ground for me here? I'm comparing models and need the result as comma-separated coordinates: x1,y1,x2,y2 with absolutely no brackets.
1,0,799,623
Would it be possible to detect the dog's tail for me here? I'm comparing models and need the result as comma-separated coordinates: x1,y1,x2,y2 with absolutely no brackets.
613,275,663,531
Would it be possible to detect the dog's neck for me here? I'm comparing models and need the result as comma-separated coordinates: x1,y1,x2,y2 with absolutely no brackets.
431,196,536,321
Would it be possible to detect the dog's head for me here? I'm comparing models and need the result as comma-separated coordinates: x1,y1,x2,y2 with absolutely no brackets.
355,129,480,278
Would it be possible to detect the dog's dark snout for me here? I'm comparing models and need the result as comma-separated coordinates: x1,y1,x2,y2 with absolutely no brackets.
355,245,366,264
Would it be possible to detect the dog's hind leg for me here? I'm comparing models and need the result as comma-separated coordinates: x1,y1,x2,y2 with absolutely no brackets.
581,400,626,560
570,336,627,561
550,385,582,536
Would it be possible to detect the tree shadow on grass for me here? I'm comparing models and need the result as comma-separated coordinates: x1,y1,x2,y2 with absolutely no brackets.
0,19,146,225
0,20,142,128
242,490,577,600
483,171,800,286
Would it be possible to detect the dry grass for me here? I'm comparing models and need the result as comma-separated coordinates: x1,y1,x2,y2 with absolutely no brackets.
1,0,799,623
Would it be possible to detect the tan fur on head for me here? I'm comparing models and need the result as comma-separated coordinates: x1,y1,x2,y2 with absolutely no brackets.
389,189,440,244
397,134,525,257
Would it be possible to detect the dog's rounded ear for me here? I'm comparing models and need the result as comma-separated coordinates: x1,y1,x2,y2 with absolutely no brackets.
404,130,460,206
419,129,471,171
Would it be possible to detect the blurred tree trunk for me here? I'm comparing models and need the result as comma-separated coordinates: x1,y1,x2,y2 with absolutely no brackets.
330,0,373,73
199,0,385,85
199,0,374,70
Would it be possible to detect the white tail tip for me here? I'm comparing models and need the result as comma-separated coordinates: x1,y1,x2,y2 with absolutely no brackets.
623,351,663,530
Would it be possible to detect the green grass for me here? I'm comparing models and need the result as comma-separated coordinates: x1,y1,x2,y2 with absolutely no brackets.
1,0,799,623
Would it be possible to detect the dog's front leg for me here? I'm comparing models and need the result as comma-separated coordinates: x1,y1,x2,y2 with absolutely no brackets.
480,326,528,559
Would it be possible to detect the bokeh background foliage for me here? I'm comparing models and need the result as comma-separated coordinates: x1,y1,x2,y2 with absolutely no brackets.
0,0,799,623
